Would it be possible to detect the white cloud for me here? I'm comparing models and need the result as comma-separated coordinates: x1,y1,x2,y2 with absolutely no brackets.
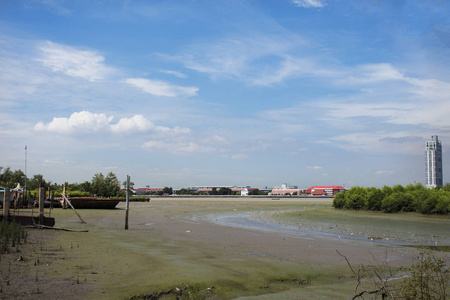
34,111,190,135
34,111,113,133
125,78,198,97
141,140,214,154
36,41,114,81
159,70,187,78
111,115,153,133
317,63,450,139
209,134,227,143
167,34,325,87
375,170,395,175
353,63,404,83
291,0,325,8
329,132,424,155
231,154,248,160
307,166,323,170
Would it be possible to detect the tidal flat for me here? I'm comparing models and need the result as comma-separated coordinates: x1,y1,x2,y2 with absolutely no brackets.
9,198,449,299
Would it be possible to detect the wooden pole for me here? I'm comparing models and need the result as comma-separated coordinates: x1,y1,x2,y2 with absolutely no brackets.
125,175,130,230
39,187,45,225
62,194,86,224
62,185,67,209
3,188,10,219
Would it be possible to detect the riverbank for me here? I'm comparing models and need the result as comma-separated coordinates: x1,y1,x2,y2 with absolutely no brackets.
1,199,447,299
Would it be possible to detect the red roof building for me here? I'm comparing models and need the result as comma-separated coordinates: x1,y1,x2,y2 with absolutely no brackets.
304,186,346,196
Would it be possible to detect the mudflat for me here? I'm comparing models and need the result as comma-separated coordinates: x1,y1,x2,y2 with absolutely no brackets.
1,198,448,299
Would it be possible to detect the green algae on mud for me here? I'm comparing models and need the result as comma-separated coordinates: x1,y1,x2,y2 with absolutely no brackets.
40,200,428,299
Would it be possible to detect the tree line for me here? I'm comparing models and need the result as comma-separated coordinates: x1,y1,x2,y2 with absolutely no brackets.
333,183,450,214
0,166,121,198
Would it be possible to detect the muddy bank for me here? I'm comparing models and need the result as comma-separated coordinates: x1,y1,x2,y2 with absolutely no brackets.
3,199,445,299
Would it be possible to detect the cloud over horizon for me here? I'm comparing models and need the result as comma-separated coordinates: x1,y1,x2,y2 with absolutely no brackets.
34,111,191,135
125,78,198,97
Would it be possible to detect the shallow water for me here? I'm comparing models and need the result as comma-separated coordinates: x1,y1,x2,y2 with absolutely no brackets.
189,211,448,247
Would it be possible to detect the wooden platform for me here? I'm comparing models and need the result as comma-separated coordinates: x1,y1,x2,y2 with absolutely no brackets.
0,215,55,227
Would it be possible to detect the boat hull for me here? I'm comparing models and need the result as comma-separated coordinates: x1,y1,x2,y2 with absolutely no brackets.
60,197,121,209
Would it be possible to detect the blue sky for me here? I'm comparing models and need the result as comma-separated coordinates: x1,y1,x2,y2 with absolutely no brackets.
1,0,449,189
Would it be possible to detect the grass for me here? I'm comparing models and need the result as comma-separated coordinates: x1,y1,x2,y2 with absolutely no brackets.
0,221,27,254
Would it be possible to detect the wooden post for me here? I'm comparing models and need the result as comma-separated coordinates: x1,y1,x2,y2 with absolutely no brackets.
3,188,10,219
62,185,67,209
39,187,45,225
125,175,130,230
62,194,86,224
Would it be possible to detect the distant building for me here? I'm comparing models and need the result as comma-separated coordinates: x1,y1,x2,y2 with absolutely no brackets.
304,186,346,196
134,187,164,195
269,183,303,195
425,135,443,188
184,186,258,195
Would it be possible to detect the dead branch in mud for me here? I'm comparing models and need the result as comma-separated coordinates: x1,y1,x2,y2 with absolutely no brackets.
25,224,89,232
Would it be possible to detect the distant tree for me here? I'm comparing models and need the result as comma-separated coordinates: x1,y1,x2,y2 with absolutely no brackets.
162,187,173,195
121,180,135,196
105,172,120,197
0,167,26,188
28,174,48,190
79,181,92,194
392,184,405,193
91,173,106,196
218,187,232,195
440,182,450,192
252,189,260,195
122,180,135,190
176,188,193,195
210,188,218,195
91,172,120,197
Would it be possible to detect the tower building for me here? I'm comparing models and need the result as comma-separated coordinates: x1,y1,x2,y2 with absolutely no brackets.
425,135,443,188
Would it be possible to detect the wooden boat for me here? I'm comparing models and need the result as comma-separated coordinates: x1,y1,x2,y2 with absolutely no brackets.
60,197,121,209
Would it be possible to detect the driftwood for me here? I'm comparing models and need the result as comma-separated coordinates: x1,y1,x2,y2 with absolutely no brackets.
26,224,89,232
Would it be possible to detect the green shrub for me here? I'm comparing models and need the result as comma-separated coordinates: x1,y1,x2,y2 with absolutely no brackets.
434,194,450,215
399,251,449,300
335,184,449,215
381,192,408,213
417,193,439,214
366,187,383,211
344,186,367,210
333,191,346,209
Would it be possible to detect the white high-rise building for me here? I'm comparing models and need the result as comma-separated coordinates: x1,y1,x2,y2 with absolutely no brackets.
425,135,443,188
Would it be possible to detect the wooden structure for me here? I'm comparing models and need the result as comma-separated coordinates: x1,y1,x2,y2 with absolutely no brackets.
0,187,55,226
